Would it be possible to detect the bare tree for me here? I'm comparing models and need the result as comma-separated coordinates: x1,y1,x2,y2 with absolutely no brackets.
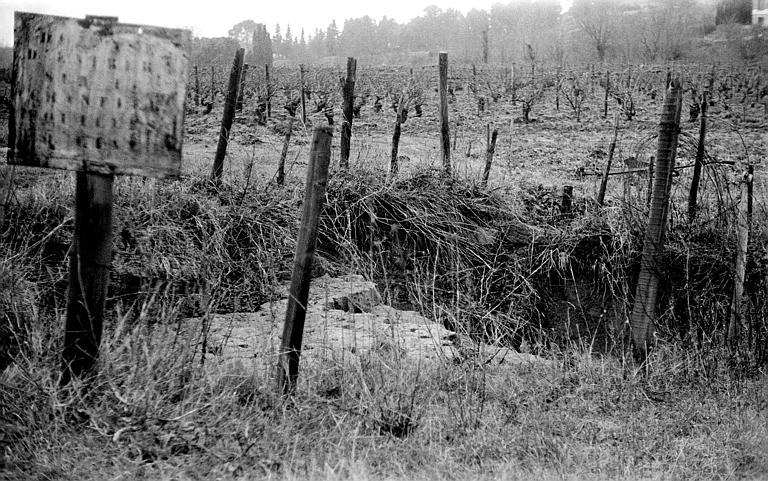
569,0,620,62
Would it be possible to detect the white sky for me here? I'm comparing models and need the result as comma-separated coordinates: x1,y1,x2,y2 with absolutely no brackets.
0,0,573,47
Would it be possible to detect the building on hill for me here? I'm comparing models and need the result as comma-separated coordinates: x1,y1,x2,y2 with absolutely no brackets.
754,0,768,23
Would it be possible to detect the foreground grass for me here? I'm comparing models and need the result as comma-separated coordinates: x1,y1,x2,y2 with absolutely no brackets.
1,315,766,481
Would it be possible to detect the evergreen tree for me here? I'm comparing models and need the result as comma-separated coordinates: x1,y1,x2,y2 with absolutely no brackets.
273,24,283,58
326,20,339,56
299,28,308,62
251,24,273,68
284,25,294,60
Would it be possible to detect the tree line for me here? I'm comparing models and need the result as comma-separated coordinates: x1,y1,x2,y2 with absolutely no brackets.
190,0,762,67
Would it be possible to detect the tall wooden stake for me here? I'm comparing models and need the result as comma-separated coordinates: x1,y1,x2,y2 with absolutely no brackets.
561,185,573,214
438,52,451,175
265,64,272,118
603,70,610,118
481,127,498,187
61,172,114,384
277,126,333,393
299,64,307,125
193,65,200,106
728,169,753,348
211,48,245,183
630,80,682,363
340,57,357,171
236,63,249,111
210,65,215,107
390,94,405,174
597,114,619,205
276,114,295,185
688,91,707,223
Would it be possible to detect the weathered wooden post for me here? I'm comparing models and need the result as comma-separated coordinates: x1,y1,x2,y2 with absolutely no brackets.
277,126,333,394
194,65,200,106
211,48,245,183
438,52,451,175
236,62,249,111
8,13,189,384
481,126,498,187
630,79,683,363
340,57,357,171
299,64,307,125
276,103,297,185
210,65,215,106
603,70,610,118
688,91,707,223
728,168,753,348
561,185,573,214
597,114,619,205
390,92,406,174
265,64,272,118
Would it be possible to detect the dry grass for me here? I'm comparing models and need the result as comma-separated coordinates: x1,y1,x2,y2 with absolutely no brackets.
1,310,766,480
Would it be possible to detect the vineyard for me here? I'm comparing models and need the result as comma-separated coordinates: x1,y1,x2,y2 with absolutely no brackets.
2,51,768,479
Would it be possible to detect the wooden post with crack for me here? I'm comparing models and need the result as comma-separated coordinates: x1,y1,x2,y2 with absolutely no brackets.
277,126,333,393
340,57,357,171
438,52,451,175
630,79,683,363
597,113,619,206
211,48,245,183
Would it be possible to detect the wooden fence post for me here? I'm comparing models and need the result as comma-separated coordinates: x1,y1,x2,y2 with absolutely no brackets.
211,48,245,183
340,57,357,171
265,64,272,118
688,91,707,223
728,168,753,348
630,79,683,363
277,126,333,393
481,127,498,187
597,114,619,205
390,93,406,174
276,114,295,185
236,63,249,111
210,65,215,107
300,64,307,125
61,172,114,384
193,65,200,106
603,70,610,118
561,185,573,214
438,52,451,175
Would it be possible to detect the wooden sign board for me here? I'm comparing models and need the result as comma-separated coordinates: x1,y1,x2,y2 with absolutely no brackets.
7,12,190,177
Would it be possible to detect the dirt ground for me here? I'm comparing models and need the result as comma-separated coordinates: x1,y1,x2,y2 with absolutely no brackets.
179,74,768,214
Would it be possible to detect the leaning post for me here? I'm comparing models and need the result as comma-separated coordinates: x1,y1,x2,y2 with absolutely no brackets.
438,52,451,175
277,126,333,394
211,48,245,183
340,57,357,171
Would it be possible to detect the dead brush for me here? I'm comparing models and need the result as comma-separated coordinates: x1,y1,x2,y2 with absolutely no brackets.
319,167,542,348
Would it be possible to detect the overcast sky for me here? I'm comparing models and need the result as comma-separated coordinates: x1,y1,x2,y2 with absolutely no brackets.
0,0,573,47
